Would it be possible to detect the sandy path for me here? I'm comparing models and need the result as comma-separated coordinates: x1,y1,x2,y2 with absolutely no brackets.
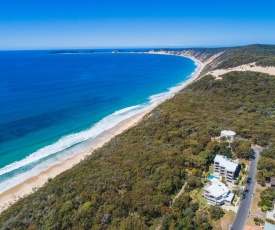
172,183,187,204
156,182,187,230
0,55,204,213
208,62,275,78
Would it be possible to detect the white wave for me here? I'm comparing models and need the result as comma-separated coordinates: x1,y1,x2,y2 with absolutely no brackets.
148,69,195,104
0,104,148,177
0,57,199,193
149,92,170,103
0,142,90,193
113,105,141,115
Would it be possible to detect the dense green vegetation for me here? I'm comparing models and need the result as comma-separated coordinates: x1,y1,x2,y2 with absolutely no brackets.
258,187,275,211
162,195,211,229
1,70,275,229
2,44,275,229
215,44,275,68
230,140,252,160
257,144,275,185
208,206,225,221
158,44,275,70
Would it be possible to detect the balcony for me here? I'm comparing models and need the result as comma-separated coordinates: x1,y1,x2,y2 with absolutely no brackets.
206,197,216,203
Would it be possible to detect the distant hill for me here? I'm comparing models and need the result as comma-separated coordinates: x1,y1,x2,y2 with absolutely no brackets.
147,44,275,77
215,44,275,68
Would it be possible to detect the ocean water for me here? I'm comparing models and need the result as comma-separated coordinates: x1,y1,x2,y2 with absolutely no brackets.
0,50,196,193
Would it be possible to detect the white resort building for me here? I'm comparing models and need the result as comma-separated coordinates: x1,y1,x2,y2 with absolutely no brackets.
264,204,275,230
220,130,236,142
203,177,234,205
214,155,239,182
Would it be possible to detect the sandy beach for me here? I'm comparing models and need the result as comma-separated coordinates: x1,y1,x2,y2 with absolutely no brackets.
208,62,275,77
0,55,204,213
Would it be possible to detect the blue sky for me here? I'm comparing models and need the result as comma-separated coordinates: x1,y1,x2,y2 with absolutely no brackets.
1,0,275,49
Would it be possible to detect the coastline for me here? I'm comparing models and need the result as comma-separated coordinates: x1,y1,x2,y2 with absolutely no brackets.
0,54,204,213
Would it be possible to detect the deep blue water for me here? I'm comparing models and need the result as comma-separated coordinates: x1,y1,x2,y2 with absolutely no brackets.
0,50,196,192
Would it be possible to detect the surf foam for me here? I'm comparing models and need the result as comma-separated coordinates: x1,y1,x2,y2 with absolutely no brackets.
0,57,199,194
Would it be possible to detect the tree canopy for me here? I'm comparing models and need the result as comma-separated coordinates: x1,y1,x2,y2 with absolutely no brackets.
1,44,275,229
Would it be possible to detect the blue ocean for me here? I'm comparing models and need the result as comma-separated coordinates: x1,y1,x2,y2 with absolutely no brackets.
0,50,196,193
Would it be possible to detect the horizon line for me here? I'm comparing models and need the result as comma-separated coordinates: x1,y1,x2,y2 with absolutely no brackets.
0,43,274,52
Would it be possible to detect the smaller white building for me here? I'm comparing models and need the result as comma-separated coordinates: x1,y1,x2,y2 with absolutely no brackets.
204,178,234,205
220,130,236,142
264,204,275,230
214,155,239,182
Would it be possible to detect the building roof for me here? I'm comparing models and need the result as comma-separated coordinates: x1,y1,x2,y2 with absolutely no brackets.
209,177,220,184
270,178,275,186
220,130,236,136
206,181,229,198
264,222,275,230
224,192,234,202
266,204,275,221
214,155,238,172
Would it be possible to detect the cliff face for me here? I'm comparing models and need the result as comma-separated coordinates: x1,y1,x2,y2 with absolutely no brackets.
180,49,225,77
148,44,275,76
148,48,226,77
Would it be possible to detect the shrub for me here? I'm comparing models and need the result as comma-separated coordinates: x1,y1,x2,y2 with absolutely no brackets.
209,206,225,220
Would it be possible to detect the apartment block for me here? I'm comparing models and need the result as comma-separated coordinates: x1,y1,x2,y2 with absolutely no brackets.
204,177,234,205
214,155,238,182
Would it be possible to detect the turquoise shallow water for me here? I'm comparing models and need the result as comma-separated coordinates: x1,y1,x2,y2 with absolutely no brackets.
0,50,196,193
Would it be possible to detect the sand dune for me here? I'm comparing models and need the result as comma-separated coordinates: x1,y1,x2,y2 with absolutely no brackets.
208,62,275,78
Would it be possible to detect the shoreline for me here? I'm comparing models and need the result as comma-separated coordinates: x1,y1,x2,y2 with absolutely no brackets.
0,54,204,213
